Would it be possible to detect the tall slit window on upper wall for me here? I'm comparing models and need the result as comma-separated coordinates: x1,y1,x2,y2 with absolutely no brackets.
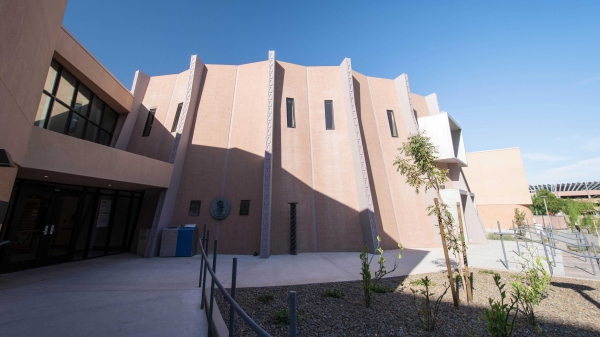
286,98,295,128
387,110,398,137
142,108,156,137
171,102,183,132
35,59,119,146
325,100,334,130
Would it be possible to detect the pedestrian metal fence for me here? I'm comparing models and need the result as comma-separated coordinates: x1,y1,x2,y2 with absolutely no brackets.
198,225,298,337
494,220,600,276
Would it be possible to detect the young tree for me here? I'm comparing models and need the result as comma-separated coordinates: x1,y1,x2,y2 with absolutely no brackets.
563,199,596,229
531,189,564,215
393,130,461,307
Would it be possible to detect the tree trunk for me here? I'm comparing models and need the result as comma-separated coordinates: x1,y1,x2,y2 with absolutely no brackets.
434,198,459,308
456,202,472,303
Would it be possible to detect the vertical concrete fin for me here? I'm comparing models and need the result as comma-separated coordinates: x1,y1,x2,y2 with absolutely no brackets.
425,93,441,115
393,74,419,134
144,55,205,258
339,58,378,252
260,50,275,258
115,70,150,150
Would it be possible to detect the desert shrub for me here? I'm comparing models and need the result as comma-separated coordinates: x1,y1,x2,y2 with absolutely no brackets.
321,288,344,298
487,233,515,241
257,291,274,303
410,276,449,332
273,308,304,327
483,273,520,337
360,236,403,308
372,284,394,293
512,247,551,330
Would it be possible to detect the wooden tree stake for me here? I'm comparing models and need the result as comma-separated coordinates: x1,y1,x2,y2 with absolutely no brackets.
456,202,473,303
435,198,459,308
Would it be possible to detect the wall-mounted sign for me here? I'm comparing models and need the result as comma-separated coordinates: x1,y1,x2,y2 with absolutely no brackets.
97,199,112,227
210,197,230,220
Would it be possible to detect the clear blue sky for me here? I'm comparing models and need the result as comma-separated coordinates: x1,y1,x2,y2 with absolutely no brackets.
63,1,600,185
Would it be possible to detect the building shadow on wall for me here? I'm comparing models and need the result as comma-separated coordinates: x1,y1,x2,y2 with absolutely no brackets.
130,64,428,275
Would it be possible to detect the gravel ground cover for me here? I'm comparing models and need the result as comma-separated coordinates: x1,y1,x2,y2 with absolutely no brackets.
215,268,600,336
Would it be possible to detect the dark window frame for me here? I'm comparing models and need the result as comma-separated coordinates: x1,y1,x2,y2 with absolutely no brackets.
188,200,201,216
239,200,250,216
142,108,156,137
325,100,334,130
387,110,398,137
37,59,119,146
286,98,295,128
171,102,184,132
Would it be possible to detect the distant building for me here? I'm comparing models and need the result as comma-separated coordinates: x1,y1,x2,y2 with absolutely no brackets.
462,148,533,229
0,1,491,273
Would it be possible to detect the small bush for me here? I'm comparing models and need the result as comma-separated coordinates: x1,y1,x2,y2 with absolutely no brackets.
512,247,551,331
273,308,304,327
372,284,394,293
410,278,436,287
321,288,344,298
487,233,515,241
410,276,449,332
483,273,520,337
258,291,274,303
478,269,496,275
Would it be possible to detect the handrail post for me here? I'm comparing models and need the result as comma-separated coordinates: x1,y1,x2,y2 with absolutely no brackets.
199,224,206,287
498,221,508,270
201,230,210,309
592,242,600,269
289,291,297,337
512,220,520,255
208,240,218,337
229,258,238,337
540,232,553,275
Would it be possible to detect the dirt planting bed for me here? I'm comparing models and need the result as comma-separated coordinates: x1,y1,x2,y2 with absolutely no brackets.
215,268,600,336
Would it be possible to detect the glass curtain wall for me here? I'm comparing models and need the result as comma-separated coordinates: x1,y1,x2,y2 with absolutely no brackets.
35,59,119,146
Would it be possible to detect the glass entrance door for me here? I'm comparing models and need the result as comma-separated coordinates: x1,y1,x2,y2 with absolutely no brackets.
1,189,82,272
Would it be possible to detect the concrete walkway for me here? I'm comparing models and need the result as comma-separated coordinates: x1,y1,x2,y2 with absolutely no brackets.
0,239,582,337
0,254,208,337
211,240,566,288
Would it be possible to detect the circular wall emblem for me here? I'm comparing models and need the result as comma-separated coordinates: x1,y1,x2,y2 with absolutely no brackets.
210,197,231,220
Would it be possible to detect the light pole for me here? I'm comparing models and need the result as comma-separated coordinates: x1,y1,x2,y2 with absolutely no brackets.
541,196,553,231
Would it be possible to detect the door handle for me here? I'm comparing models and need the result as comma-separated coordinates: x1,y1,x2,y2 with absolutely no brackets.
50,225,55,235
43,225,49,235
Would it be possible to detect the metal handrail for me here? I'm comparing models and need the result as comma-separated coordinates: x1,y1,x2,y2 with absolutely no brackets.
197,238,272,337
0,240,9,247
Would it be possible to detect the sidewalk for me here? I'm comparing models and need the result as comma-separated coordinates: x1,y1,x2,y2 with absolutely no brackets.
211,240,565,289
0,254,208,337
0,239,586,337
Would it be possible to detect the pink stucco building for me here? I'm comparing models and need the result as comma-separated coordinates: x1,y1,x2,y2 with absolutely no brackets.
0,1,502,272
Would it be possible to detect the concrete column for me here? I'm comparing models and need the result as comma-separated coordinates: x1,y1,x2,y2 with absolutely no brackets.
339,58,378,252
0,166,17,229
425,93,441,115
394,74,419,134
260,51,275,258
144,55,205,258
114,71,151,150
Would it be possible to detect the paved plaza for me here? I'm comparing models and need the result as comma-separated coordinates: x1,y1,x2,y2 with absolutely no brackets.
1,239,597,337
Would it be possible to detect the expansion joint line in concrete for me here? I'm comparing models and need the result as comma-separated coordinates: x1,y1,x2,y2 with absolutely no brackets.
260,51,276,258
366,77,402,244
306,67,319,252
154,72,180,160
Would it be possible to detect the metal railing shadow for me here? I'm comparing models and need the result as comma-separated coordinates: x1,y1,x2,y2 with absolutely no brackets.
197,225,297,337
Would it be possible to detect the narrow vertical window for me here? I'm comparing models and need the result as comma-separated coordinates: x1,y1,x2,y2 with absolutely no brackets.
239,200,250,215
171,102,183,132
189,200,201,216
286,98,295,128
412,109,419,129
142,108,156,137
387,110,398,137
325,100,334,130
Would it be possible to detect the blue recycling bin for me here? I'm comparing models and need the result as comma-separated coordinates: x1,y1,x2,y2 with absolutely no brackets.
175,224,197,257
